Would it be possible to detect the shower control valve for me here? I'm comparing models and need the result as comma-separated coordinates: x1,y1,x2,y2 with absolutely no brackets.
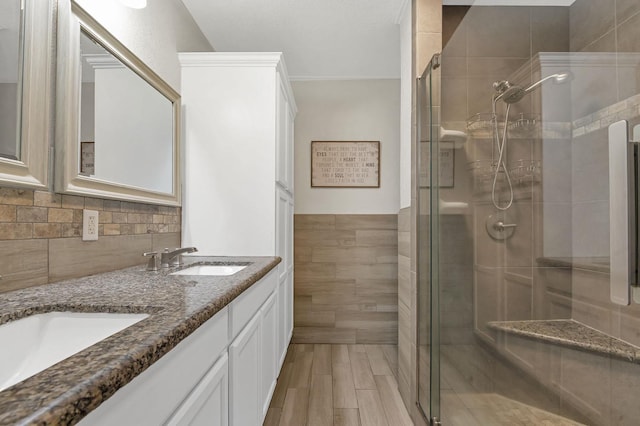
493,221,517,232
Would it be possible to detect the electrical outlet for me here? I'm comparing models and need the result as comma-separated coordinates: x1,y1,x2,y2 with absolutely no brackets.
83,209,99,241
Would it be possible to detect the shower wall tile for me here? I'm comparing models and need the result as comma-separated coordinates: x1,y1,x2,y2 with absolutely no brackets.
609,358,640,425
572,129,609,204
531,7,570,55
442,78,468,122
569,0,615,52
571,200,609,257
505,201,533,269
558,348,612,425
474,203,505,267
466,6,531,58
475,266,503,341
504,273,533,321
616,0,640,24
540,139,572,204
442,7,468,57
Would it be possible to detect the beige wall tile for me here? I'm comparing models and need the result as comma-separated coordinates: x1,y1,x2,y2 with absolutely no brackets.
0,188,33,206
0,239,48,292
0,205,16,222
49,234,152,282
0,223,32,239
103,224,121,236
112,212,128,223
34,191,61,208
48,208,74,223
16,206,47,223
84,197,104,210
355,230,398,247
33,223,62,239
335,215,397,231
99,211,113,224
103,200,122,211
295,214,336,230
62,223,82,238
61,195,85,209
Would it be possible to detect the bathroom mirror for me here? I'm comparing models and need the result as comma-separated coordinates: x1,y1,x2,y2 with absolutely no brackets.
0,0,53,189
55,0,181,205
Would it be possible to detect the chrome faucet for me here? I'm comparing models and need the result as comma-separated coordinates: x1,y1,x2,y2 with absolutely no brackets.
160,247,198,268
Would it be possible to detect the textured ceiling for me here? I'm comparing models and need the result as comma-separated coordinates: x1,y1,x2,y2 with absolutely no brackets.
181,0,406,79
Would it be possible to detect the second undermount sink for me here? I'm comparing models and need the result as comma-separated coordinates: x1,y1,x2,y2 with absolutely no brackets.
170,264,247,276
0,311,148,392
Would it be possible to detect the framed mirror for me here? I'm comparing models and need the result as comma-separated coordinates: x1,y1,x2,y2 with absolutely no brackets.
0,0,53,189
56,0,181,206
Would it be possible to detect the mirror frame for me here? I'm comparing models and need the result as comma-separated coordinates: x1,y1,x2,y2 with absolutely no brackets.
55,0,181,206
0,0,53,189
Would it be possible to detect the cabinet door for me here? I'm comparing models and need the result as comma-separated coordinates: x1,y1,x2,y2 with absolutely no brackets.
286,196,294,274
229,313,261,426
276,77,289,189
285,271,294,344
286,105,295,193
276,188,288,282
277,278,287,368
260,293,278,420
166,353,229,426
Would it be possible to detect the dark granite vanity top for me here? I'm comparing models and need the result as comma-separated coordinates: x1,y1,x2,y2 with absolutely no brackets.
0,256,280,425
488,319,640,363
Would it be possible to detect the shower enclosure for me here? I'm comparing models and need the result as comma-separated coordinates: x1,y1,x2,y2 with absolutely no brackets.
417,2,640,425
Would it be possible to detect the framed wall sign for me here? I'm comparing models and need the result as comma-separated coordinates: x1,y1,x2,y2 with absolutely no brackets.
311,141,380,188
420,145,454,188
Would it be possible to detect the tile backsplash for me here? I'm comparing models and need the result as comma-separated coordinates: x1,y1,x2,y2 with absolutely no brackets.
0,187,181,293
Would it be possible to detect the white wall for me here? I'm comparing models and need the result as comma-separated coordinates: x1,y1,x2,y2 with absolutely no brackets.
399,0,412,209
76,0,212,91
292,79,400,214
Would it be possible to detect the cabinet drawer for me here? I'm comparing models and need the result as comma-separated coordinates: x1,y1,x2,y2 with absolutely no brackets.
79,308,229,425
229,269,277,339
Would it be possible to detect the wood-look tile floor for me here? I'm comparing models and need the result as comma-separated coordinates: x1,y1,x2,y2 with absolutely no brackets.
265,344,413,426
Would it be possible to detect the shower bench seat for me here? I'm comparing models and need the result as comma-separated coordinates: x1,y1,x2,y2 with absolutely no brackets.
488,319,640,364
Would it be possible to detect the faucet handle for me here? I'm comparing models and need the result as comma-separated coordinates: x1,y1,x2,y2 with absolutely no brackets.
143,251,160,271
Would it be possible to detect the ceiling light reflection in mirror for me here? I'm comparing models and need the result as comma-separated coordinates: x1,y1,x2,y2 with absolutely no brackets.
79,30,174,194
0,0,23,161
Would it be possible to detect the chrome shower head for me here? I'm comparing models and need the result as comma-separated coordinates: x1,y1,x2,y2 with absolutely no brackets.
493,80,526,104
500,85,526,104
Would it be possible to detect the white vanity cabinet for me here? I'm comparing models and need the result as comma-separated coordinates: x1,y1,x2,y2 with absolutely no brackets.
179,51,296,375
80,268,284,426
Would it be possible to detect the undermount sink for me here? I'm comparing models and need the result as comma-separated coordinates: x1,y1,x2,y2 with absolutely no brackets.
0,311,148,392
170,264,247,276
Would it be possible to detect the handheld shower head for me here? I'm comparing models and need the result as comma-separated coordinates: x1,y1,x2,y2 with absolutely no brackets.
493,72,572,105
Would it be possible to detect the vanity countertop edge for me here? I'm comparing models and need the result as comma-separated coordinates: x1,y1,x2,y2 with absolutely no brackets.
0,255,281,426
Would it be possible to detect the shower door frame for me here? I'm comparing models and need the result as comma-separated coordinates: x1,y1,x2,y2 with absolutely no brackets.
416,52,442,426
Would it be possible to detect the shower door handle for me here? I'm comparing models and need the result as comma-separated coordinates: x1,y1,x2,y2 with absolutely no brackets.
608,120,636,305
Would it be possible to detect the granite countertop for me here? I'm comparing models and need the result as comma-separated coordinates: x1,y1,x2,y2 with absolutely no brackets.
488,319,640,363
0,255,280,426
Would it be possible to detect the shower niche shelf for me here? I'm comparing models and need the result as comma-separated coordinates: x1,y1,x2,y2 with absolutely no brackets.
468,159,541,193
466,113,545,139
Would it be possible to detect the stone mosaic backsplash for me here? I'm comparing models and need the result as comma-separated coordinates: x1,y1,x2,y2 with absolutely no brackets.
0,187,181,293
0,188,180,240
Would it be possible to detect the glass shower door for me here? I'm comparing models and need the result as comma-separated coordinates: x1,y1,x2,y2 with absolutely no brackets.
417,53,442,425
